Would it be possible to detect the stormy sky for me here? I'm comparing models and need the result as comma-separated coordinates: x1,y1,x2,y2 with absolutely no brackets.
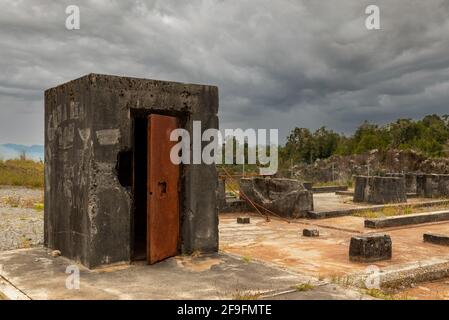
1,0,449,145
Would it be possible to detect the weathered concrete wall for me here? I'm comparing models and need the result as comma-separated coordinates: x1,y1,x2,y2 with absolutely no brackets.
45,74,219,268
353,176,407,204
385,173,418,194
240,177,313,218
217,178,226,208
416,174,449,198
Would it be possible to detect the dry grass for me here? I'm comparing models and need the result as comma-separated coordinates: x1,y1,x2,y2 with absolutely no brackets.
0,159,44,189
1,195,44,210
365,288,413,300
294,282,315,292
354,203,449,219
232,290,261,300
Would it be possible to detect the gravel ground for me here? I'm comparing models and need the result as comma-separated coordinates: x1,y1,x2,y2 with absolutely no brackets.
0,186,44,251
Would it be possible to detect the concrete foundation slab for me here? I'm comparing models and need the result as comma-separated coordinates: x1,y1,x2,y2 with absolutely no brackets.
220,213,449,279
309,192,449,219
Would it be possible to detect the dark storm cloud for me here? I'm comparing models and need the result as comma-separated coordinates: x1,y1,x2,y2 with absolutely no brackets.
0,0,448,144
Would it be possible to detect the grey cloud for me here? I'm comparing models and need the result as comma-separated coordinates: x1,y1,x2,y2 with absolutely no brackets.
0,0,448,145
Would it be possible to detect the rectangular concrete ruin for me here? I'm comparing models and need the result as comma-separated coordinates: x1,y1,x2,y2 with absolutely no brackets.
385,173,418,194
416,174,449,198
44,73,219,268
353,176,407,204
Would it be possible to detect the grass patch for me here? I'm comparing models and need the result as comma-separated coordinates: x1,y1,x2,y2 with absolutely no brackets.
365,288,401,300
242,256,252,264
355,206,415,219
0,159,44,189
354,202,449,219
34,203,44,211
232,290,261,300
294,282,315,292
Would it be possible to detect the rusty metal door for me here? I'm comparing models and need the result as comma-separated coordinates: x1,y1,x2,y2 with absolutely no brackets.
147,114,180,264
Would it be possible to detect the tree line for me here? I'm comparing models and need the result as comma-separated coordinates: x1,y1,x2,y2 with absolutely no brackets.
280,114,449,165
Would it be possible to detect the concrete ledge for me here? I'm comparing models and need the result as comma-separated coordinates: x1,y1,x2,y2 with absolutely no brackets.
0,276,30,300
312,185,348,193
307,199,449,220
423,233,449,246
365,210,449,229
347,256,449,289
335,191,354,196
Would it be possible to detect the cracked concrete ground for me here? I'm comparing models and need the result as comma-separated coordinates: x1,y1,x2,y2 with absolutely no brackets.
220,212,449,279
0,248,373,300
2,187,449,300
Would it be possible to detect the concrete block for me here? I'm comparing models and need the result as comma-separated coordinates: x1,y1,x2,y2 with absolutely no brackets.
237,217,250,224
423,233,449,246
416,174,449,198
349,234,392,262
240,177,313,218
303,182,313,191
219,198,252,213
302,229,319,237
353,176,406,204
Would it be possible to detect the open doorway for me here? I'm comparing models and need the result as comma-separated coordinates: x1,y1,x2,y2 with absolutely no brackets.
131,112,182,264
132,116,148,261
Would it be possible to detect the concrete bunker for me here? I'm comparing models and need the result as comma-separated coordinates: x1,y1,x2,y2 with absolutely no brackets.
44,73,219,268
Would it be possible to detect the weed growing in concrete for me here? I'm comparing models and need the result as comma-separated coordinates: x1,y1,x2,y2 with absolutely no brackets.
232,290,261,300
294,282,315,292
365,288,398,300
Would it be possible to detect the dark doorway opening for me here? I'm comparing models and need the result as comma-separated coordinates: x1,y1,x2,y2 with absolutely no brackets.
131,110,186,263
132,116,148,261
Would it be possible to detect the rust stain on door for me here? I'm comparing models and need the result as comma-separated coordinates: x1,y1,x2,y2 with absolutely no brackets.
147,114,180,264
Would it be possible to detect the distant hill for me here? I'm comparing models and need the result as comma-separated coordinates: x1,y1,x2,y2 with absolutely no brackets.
0,144,44,161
